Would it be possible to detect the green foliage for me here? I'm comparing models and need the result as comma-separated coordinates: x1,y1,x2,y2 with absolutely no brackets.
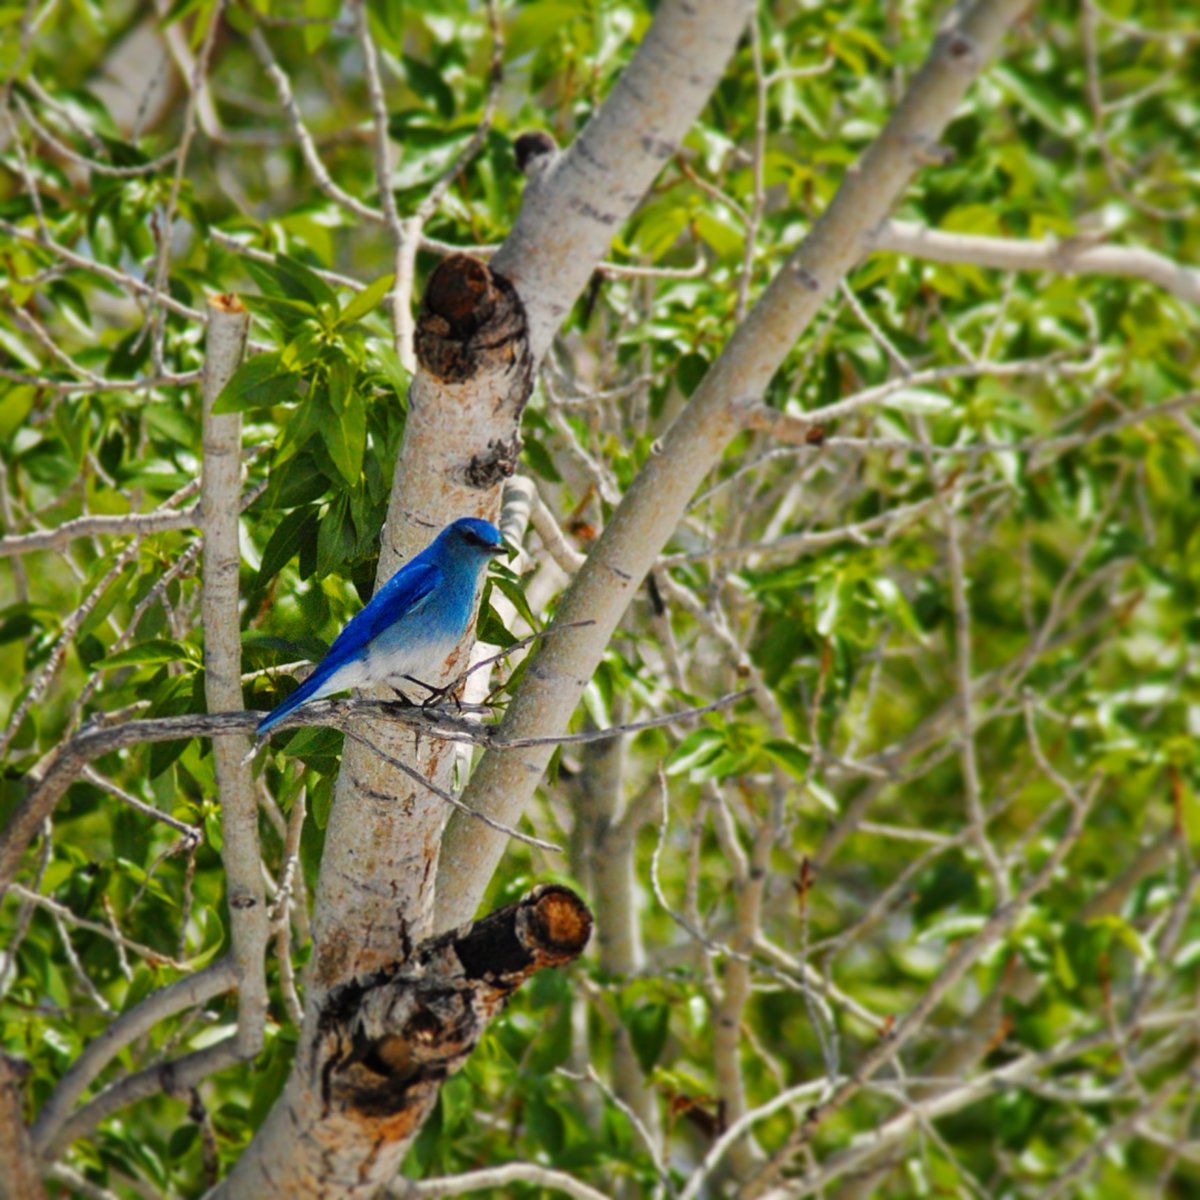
2,0,1200,1197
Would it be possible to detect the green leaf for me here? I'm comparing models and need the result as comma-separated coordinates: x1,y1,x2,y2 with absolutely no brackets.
100,639,200,670
665,727,724,776
869,577,926,643
326,353,355,414
992,64,1076,136
239,292,320,334
302,0,340,53
315,493,357,577
309,775,334,830
257,506,320,589
280,323,331,372
401,55,456,120
882,388,953,415
244,253,337,309
337,274,395,327
282,726,343,760
321,397,367,485
212,353,299,413
526,1090,566,1156
526,997,574,1073
522,436,561,483
488,572,538,635
627,1002,670,1074
693,208,743,259
814,571,844,638
760,739,810,781
916,914,988,944
367,341,410,400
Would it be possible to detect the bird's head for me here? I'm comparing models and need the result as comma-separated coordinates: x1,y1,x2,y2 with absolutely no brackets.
443,517,507,560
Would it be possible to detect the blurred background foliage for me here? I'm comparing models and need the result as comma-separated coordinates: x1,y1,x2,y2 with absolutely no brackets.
1,0,1199,1196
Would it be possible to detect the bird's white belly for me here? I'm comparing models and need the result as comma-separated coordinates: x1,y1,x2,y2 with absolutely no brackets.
320,636,458,698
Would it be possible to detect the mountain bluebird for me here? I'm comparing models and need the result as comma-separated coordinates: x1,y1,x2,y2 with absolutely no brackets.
256,516,505,737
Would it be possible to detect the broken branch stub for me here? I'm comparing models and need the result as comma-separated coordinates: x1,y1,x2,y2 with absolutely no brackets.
317,883,592,1126
212,886,591,1198
410,253,533,492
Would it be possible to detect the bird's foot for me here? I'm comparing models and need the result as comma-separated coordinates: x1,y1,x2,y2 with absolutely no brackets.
401,675,463,712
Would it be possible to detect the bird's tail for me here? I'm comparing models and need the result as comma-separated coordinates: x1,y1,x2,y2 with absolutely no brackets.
256,667,330,738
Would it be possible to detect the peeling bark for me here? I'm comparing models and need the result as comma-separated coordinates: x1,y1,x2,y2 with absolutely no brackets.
208,886,591,1199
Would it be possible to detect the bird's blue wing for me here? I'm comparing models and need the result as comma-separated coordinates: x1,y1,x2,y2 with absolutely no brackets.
326,560,443,661
257,561,442,737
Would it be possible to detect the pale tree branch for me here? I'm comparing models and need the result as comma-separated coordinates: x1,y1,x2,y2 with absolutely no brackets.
0,504,197,558
246,26,385,227
870,218,1200,304
43,1040,240,1162
395,1163,610,1200
31,957,237,1156
200,295,268,1059
436,0,1035,934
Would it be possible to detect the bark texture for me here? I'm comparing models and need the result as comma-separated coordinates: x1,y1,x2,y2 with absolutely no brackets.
307,255,533,1007
233,0,756,1187
208,886,591,1199
200,295,269,1056
0,1055,44,1200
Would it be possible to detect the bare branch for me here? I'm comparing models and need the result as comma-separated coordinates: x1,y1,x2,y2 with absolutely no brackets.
748,779,1098,1194
200,294,268,1058
0,504,197,558
871,219,1200,304
247,27,385,226
4,883,188,969
32,958,237,1155
44,1039,240,1161
398,1163,610,1200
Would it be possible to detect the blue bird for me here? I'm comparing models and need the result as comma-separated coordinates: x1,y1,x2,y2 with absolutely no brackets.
256,516,505,738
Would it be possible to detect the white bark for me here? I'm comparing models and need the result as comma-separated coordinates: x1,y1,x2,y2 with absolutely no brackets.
0,507,197,557
209,887,591,1200
492,0,756,359
305,258,531,1011
435,0,1035,932
873,217,1200,304
201,296,269,1057
307,0,756,1009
